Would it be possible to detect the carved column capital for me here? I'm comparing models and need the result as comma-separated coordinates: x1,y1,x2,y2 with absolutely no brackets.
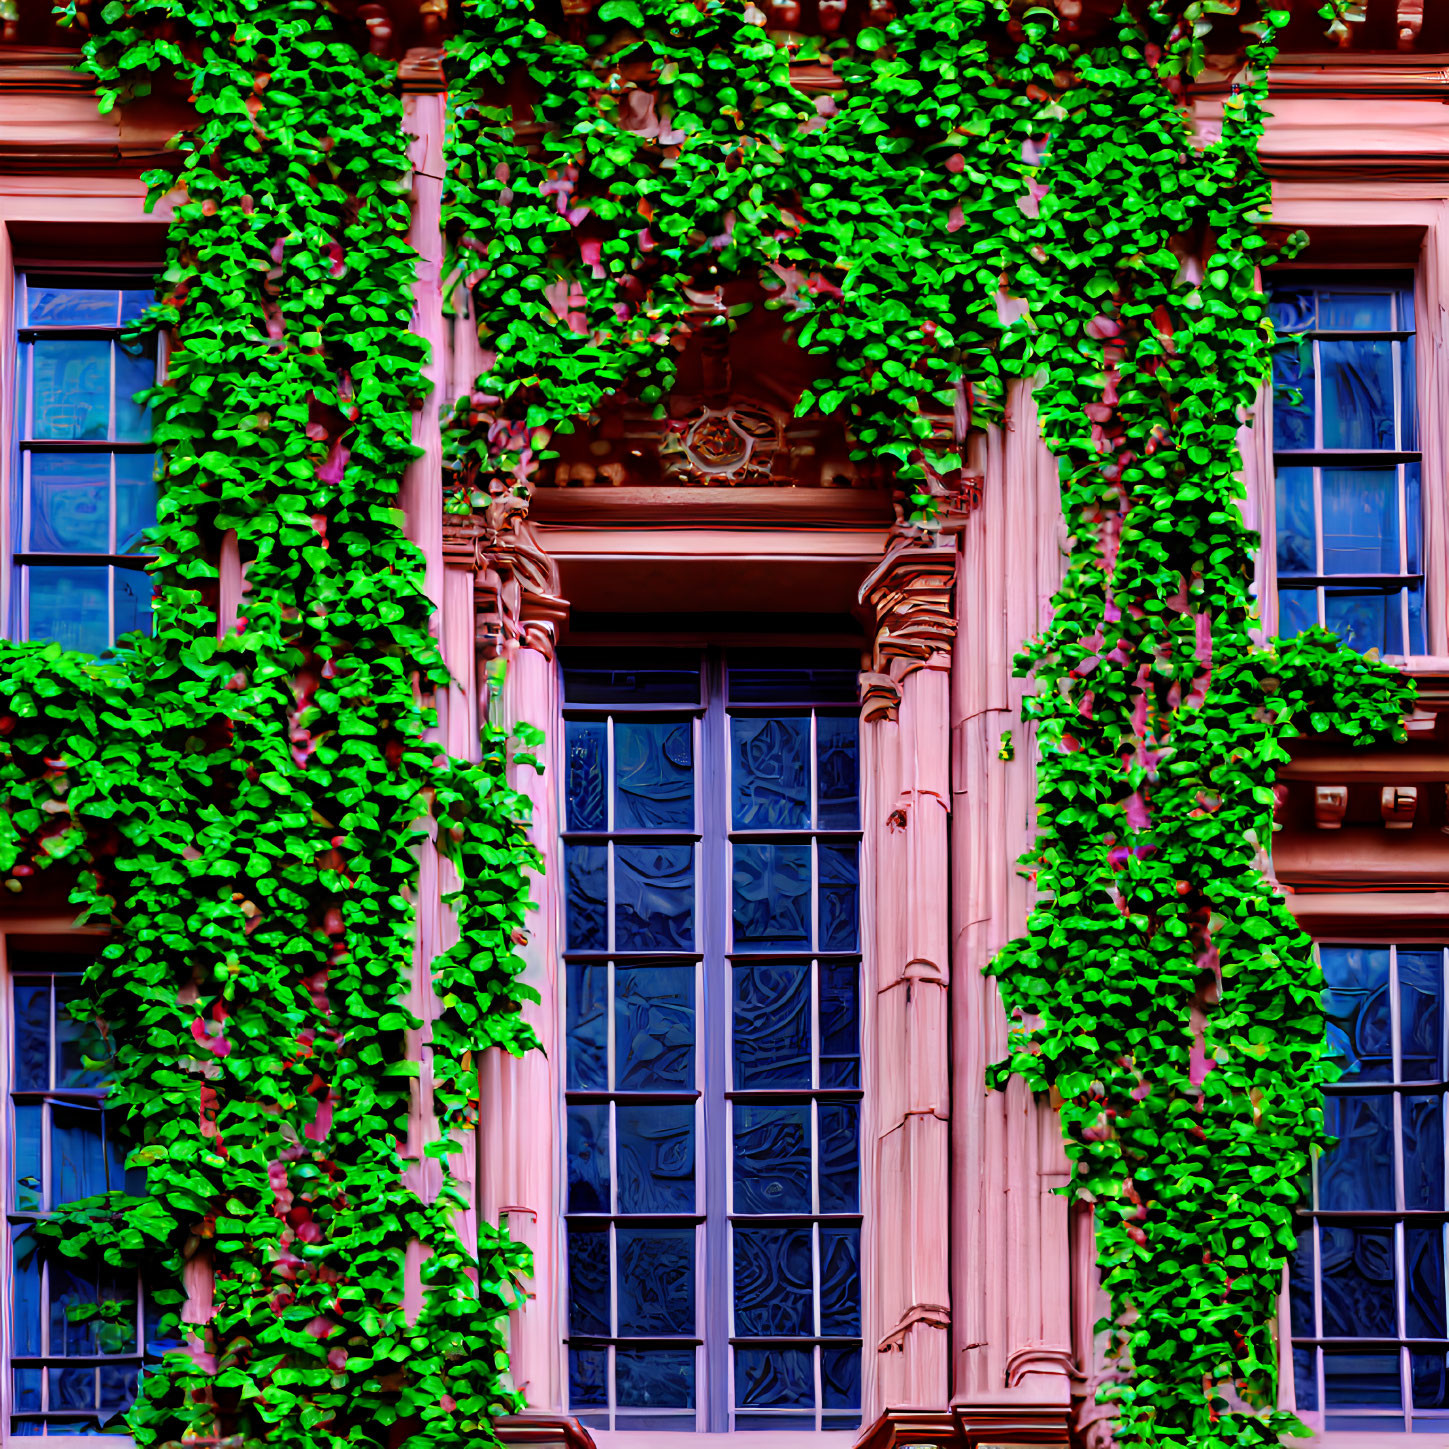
857,541,958,722
441,501,569,660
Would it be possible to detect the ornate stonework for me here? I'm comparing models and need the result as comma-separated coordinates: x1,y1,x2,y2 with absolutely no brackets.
858,540,961,722
440,492,568,658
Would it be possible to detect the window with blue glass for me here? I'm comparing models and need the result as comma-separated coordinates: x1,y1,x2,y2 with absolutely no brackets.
562,650,863,1434
1270,275,1424,656
1290,944,1449,1431
7,959,148,1437
11,274,158,653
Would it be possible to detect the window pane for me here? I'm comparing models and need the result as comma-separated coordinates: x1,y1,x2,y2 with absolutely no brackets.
1404,1094,1444,1211
733,1224,812,1335
1324,588,1402,657
119,288,153,324
115,453,157,555
820,1224,861,1335
566,962,608,1091
818,1101,859,1213
1399,949,1443,1083
1289,1228,1315,1337
114,567,153,641
1321,946,1393,1082
567,1104,610,1213
819,844,859,952
1319,290,1394,330
822,1345,860,1409
113,340,156,443
28,453,109,553
50,1365,96,1410
820,962,860,1088
734,1105,811,1214
11,1226,42,1355
49,1258,98,1354
25,283,121,327
734,1346,813,1409
1321,339,1395,450
615,1349,694,1408
731,715,810,829
13,981,52,1090
616,964,694,1091
53,1105,109,1203
568,1226,610,1335
569,1348,608,1408
1320,1094,1395,1211
565,720,607,831
1275,465,1316,575
1295,1346,1319,1411
733,963,810,1090
565,844,608,952
1278,586,1318,638
816,714,859,829
1272,340,1316,449
615,720,693,830
27,565,109,653
13,1104,42,1211
29,339,111,441
1324,1350,1402,1407
1406,1226,1447,1339
56,981,109,1088
616,1226,694,1334
12,1367,42,1411
616,1102,694,1214
1270,287,1316,334
1413,1352,1449,1411
1319,1224,1397,1337
615,843,694,952
562,650,700,705
732,843,810,952
1321,467,1401,574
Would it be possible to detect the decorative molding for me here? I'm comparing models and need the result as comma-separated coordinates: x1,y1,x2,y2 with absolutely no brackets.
879,1302,952,1354
1313,784,1348,830
858,541,959,721
857,1405,1073,1449
440,499,568,658
1003,1344,1076,1389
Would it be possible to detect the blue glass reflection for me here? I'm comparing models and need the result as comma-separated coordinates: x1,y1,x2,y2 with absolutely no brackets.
1272,340,1315,450
820,962,860,1089
14,981,51,1090
735,1346,813,1409
53,1105,109,1203
565,720,607,831
566,963,607,1091
27,565,109,655
1289,1229,1315,1338
820,1225,861,1336
819,844,859,952
1294,1346,1318,1412
1319,1224,1396,1338
567,1105,610,1213
733,1225,812,1335
1414,1352,1449,1411
734,1105,811,1214
731,716,809,829
1275,466,1316,576
822,1346,861,1410
733,844,810,952
1325,589,1402,657
56,981,108,1088
1407,1226,1447,1339
569,1348,608,1409
11,1225,42,1355
1399,949,1443,1083
816,714,859,829
565,845,608,951
1321,339,1395,450
615,1349,694,1408
1318,290,1393,331
1321,947,1392,1081
819,1102,859,1213
1324,1350,1402,1407
733,964,810,1090
617,1103,695,1214
1404,1093,1444,1210
29,453,108,552
1278,587,1318,639
616,844,695,952
617,1226,695,1335
1320,1095,1395,1211
616,965,694,1090
568,1228,610,1336
1321,468,1401,575
616,720,693,830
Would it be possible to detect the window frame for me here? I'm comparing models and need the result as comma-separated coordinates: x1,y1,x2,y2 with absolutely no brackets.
4,266,161,654
556,648,867,1436
1287,936,1449,1436
0,925,135,1449
1265,269,1426,656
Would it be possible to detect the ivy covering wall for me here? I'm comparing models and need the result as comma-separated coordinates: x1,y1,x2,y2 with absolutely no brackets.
0,0,1413,1446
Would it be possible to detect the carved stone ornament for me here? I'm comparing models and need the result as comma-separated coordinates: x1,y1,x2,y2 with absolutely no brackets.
441,490,568,659
858,540,958,722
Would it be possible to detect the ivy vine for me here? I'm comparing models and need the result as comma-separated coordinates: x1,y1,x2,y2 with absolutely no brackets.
11,2,541,1445
5,0,1410,1446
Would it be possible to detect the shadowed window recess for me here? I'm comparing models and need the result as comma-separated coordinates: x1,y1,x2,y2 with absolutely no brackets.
10,275,158,653
1270,276,1424,655
7,960,152,1438
561,649,863,1433
1290,944,1449,1432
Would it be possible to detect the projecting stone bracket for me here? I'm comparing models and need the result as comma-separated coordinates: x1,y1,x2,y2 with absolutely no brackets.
858,541,959,722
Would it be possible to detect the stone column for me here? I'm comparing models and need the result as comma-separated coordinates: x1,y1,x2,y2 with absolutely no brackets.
859,542,957,1424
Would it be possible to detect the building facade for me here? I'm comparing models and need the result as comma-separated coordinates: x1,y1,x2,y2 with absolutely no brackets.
2,1,1449,1447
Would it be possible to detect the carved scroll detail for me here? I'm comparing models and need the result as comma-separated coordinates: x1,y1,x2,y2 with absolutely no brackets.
858,541,959,722
440,491,568,659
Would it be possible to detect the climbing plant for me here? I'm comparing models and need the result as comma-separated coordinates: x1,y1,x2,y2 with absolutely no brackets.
3,0,1409,1445
441,1,1411,1447
9,2,540,1445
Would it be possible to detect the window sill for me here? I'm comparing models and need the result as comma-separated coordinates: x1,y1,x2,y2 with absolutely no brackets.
590,1434,858,1448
